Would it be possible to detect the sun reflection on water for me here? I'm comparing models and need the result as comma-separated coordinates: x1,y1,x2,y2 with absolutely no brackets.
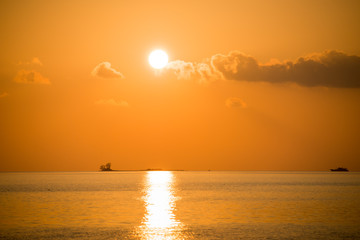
137,171,186,240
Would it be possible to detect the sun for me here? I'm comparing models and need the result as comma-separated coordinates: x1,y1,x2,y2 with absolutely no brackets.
149,50,168,69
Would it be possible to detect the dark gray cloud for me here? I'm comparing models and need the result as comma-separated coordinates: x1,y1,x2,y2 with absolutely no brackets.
212,50,360,87
166,50,360,88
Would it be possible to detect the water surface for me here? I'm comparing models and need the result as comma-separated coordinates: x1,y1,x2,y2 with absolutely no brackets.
0,171,359,239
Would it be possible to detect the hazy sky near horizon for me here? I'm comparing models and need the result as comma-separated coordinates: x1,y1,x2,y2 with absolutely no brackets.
1,0,360,171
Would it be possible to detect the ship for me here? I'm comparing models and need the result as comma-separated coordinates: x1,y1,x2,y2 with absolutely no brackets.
330,167,349,172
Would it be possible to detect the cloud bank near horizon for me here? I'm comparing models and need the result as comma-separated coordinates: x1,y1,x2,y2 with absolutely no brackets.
165,50,360,88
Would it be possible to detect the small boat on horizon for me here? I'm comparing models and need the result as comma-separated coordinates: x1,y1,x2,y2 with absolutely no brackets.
330,167,349,172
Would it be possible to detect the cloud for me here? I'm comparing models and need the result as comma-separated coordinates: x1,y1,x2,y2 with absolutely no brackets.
165,60,221,84
13,70,50,85
226,97,247,108
95,98,129,107
0,92,9,98
92,62,124,79
31,57,43,66
211,50,360,88
164,50,360,88
211,51,260,81
18,57,43,66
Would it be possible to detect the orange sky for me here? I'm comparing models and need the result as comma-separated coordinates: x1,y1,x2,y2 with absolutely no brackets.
1,0,360,171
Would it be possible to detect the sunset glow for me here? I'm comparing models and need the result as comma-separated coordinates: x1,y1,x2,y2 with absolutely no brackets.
0,0,359,172
1,1,360,239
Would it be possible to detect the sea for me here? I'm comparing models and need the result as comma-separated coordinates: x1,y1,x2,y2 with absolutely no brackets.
0,171,359,240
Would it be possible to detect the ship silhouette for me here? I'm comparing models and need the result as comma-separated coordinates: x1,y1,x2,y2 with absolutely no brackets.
330,167,349,172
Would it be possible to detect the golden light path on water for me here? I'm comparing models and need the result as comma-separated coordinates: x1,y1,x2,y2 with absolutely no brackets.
137,171,186,240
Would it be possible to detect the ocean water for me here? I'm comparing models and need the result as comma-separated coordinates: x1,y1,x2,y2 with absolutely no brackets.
0,171,359,239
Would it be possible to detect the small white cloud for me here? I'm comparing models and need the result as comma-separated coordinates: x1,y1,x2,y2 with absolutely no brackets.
18,57,43,66
13,70,50,85
31,57,43,66
95,98,129,107
226,97,247,108
165,60,221,84
92,62,125,79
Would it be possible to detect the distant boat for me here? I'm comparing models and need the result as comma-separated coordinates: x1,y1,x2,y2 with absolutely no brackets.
330,167,349,172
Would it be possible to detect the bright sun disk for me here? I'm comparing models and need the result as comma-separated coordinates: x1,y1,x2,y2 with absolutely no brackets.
149,50,168,69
